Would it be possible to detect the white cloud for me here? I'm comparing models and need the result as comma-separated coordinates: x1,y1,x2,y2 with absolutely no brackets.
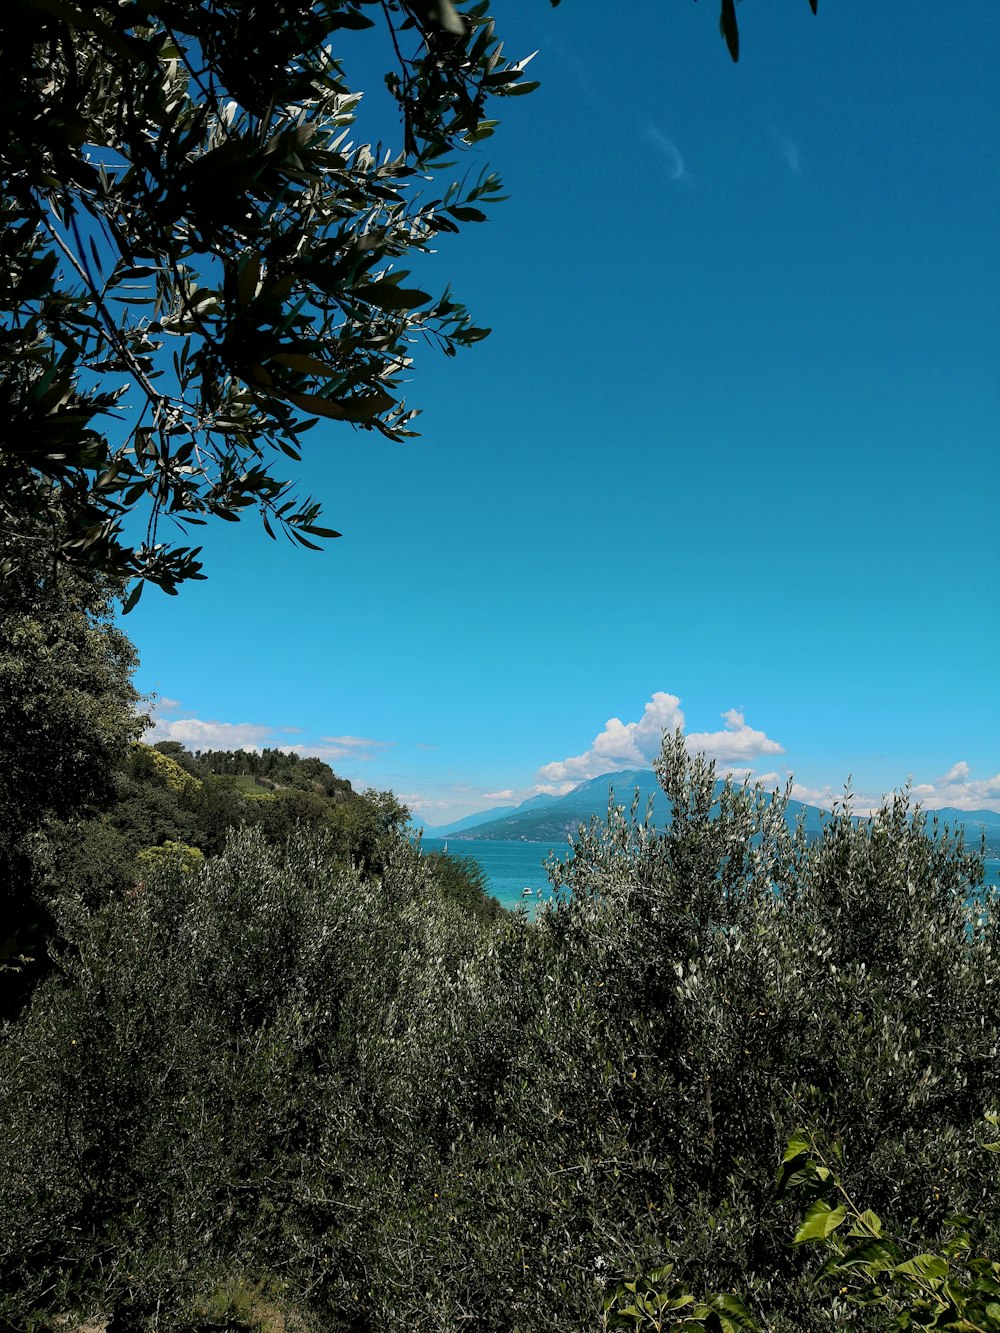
791,781,841,810
323,734,394,749
537,691,686,784
644,124,687,183
483,789,517,801
791,766,1000,819
536,693,783,787
397,794,452,814
279,742,380,763
789,781,888,816
914,763,1000,813
686,708,784,765
772,129,801,172
145,712,394,765
147,716,271,751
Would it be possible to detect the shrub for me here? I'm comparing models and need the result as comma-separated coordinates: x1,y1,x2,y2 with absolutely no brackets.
1,737,995,1330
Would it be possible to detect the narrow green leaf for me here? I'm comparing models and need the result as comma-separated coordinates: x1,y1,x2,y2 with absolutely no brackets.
271,352,337,378
720,0,739,62
299,524,342,539
447,205,488,223
357,280,432,311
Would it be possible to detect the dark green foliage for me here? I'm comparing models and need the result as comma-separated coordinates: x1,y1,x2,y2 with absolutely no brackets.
424,848,505,924
186,746,354,801
0,825,490,1326
772,1125,1000,1331
1,736,995,1329
0,514,143,1010
0,0,537,595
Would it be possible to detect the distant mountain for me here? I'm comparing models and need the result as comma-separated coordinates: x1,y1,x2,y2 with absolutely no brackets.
427,791,560,838
445,769,824,844
448,774,1000,851
449,770,663,844
427,774,1000,853
929,807,1000,837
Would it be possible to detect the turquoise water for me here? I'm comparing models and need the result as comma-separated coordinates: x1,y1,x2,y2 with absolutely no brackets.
420,838,560,912
421,839,1000,918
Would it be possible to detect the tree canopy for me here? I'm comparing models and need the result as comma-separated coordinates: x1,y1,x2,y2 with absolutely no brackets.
0,513,143,1008
0,0,819,604
0,0,537,601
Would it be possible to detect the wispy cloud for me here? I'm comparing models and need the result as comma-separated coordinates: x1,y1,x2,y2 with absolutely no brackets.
771,128,801,173
323,734,394,750
643,124,687,184
146,706,394,764
536,692,784,787
397,793,452,815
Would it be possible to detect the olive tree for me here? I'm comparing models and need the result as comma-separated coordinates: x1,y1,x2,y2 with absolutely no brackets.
0,0,538,600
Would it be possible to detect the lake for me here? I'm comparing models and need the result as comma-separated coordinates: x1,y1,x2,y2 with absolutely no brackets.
420,838,1000,919
420,838,561,912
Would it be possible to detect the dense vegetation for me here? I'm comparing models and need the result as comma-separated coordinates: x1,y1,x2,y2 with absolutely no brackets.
2,4,995,1329
0,0,816,597
2,707,997,1329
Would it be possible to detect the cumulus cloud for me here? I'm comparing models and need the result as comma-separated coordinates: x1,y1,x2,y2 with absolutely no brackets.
686,708,784,765
537,692,686,784
536,781,579,796
147,716,271,751
791,781,846,810
536,693,783,787
914,762,1000,812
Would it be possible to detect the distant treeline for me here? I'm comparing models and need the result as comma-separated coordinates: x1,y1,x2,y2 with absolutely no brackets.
160,743,355,800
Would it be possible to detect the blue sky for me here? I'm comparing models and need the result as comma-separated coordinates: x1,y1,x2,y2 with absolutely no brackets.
137,0,1000,823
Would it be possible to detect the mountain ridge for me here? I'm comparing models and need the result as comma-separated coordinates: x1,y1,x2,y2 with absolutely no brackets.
433,770,1000,849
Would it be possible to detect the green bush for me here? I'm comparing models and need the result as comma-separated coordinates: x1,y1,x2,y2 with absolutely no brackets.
1,736,996,1330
